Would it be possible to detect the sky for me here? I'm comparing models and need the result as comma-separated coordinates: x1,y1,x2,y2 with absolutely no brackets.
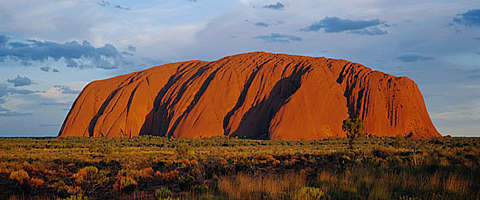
0,0,479,137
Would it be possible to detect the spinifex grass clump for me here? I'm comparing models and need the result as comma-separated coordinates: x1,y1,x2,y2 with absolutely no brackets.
0,136,478,199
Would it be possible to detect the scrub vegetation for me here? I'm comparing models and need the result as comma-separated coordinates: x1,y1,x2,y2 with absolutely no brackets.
0,136,479,199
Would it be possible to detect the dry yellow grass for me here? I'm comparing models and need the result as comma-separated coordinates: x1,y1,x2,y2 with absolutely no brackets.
218,173,305,199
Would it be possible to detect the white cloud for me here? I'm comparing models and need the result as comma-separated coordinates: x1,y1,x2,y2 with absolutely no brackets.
37,88,65,100
431,100,480,121
36,86,77,104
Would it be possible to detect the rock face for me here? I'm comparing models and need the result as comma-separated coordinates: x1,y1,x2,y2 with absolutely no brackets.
58,52,440,139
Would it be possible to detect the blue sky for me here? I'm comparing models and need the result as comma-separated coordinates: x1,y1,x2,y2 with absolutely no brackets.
0,0,479,137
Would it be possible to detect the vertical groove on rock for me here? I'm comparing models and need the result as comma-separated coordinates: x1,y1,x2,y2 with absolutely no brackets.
231,64,311,139
139,61,202,136
88,88,122,137
167,67,222,137
222,58,274,135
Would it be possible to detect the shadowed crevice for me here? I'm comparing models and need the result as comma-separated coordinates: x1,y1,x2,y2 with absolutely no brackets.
167,66,210,111
223,58,274,135
139,62,203,136
337,63,369,120
167,67,222,137
356,88,366,119
88,88,122,137
230,64,311,139
336,63,352,84
126,83,141,116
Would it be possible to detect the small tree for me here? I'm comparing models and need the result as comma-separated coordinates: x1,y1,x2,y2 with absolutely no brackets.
342,118,365,150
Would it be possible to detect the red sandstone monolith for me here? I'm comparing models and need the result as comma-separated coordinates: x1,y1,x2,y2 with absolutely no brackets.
58,52,440,139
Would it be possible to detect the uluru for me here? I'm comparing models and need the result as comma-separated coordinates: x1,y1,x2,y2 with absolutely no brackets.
58,52,440,140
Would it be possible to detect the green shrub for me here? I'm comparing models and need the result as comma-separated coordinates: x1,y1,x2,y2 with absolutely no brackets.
114,176,137,193
155,186,172,198
73,166,99,184
295,187,325,200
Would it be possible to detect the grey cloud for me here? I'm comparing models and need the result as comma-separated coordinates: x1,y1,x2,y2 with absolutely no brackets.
301,17,388,35
97,1,130,11
7,75,33,87
0,84,36,98
40,66,50,72
350,27,388,35
8,42,29,48
7,88,36,95
468,74,480,80
19,60,32,66
127,45,136,52
0,105,32,117
263,2,284,10
467,69,480,80
396,54,434,62
122,51,134,56
97,0,110,7
0,36,126,69
255,22,269,27
53,85,80,94
454,9,480,26
474,37,480,40
0,111,32,117
39,102,72,106
254,33,302,43
0,35,7,47
39,124,60,127
0,86,7,98
114,5,131,10
39,123,61,127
